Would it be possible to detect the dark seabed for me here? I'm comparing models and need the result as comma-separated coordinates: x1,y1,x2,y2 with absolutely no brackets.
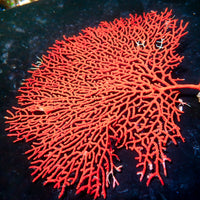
0,0,200,200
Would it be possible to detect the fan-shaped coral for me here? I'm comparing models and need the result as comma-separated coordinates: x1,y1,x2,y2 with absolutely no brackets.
5,8,200,199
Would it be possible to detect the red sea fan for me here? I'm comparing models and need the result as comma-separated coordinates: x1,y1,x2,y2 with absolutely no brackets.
5,8,200,199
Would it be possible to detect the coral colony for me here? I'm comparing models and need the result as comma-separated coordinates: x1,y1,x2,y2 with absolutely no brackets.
5,8,200,199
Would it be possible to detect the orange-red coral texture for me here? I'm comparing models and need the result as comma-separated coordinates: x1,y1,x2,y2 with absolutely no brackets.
5,8,200,199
